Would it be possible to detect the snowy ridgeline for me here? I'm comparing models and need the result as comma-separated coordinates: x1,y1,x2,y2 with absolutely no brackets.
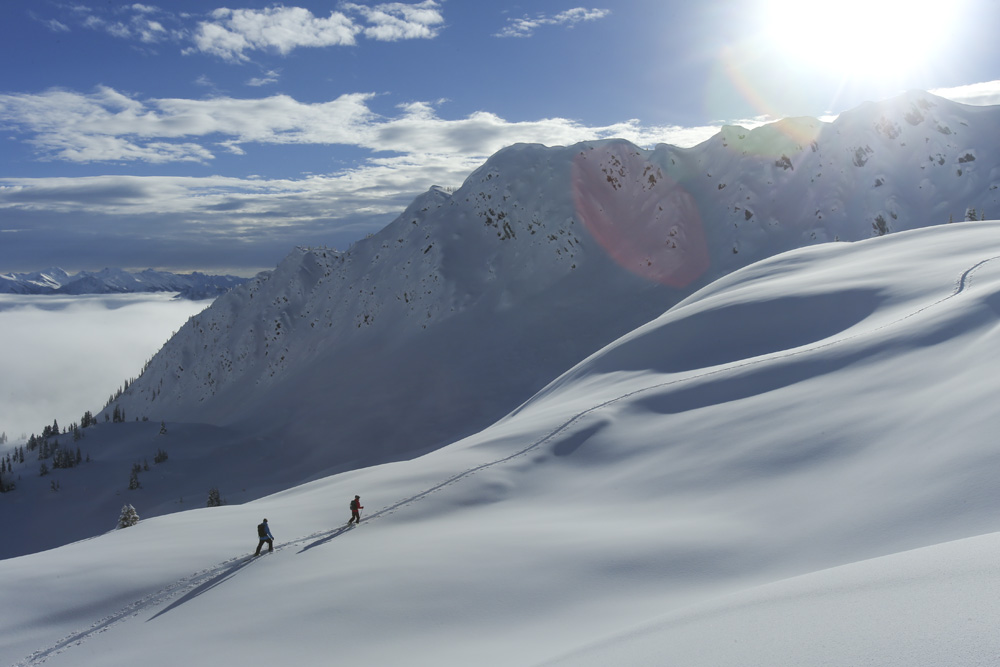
3,222,1000,665
0,267,247,299
105,90,1000,484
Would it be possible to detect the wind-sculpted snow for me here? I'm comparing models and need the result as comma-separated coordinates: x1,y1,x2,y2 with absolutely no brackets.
575,289,880,374
107,91,1000,489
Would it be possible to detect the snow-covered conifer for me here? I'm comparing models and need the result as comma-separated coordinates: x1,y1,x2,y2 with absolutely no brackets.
117,504,139,529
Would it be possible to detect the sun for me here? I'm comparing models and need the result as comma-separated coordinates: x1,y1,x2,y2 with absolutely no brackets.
759,0,959,83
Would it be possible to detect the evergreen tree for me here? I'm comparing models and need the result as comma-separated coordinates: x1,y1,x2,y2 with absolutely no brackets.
117,504,140,529
206,487,223,507
159,421,168,436
128,468,141,490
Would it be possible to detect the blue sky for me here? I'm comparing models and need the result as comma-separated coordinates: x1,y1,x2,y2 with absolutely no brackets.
1,0,997,275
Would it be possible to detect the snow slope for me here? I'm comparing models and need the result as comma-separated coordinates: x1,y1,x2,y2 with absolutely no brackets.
4,221,1000,666
105,91,1000,488
544,532,1000,666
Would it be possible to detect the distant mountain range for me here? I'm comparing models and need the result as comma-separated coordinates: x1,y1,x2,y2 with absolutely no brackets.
0,267,248,299
109,90,1000,480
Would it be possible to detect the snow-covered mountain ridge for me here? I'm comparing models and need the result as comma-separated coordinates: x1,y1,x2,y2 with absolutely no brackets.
0,267,247,299
110,90,1000,477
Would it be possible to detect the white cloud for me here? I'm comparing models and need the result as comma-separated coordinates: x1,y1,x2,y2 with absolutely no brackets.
344,1,445,41
189,6,360,62
495,7,611,38
45,19,71,33
246,70,281,87
81,6,169,44
0,87,738,169
185,2,443,61
931,80,1000,107
46,2,444,61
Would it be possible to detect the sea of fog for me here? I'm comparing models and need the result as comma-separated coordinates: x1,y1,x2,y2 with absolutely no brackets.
0,294,212,442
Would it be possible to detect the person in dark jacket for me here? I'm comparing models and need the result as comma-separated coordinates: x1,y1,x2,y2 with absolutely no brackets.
255,518,274,555
348,496,363,525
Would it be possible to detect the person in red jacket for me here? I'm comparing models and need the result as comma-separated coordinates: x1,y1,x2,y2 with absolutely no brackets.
348,495,363,525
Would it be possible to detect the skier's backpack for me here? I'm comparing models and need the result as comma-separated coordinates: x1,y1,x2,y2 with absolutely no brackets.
257,522,267,538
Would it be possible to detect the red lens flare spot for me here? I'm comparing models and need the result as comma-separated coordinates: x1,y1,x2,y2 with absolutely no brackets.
572,144,710,287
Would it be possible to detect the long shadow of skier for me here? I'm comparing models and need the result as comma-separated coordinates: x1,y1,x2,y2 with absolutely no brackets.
146,557,257,622
298,524,355,554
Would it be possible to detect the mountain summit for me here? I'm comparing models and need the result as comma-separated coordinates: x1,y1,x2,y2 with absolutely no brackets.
109,91,1000,479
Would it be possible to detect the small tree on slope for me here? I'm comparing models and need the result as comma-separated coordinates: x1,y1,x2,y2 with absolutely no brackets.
117,504,140,529
206,487,223,507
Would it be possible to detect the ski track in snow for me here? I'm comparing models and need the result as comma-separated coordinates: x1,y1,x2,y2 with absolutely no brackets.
14,253,1000,666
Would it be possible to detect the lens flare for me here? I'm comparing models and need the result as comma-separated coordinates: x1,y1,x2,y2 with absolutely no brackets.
572,143,709,288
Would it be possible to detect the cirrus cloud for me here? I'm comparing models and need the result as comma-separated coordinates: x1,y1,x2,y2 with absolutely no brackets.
494,7,611,38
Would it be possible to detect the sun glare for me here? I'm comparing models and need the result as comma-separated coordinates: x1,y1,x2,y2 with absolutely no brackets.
761,0,958,82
